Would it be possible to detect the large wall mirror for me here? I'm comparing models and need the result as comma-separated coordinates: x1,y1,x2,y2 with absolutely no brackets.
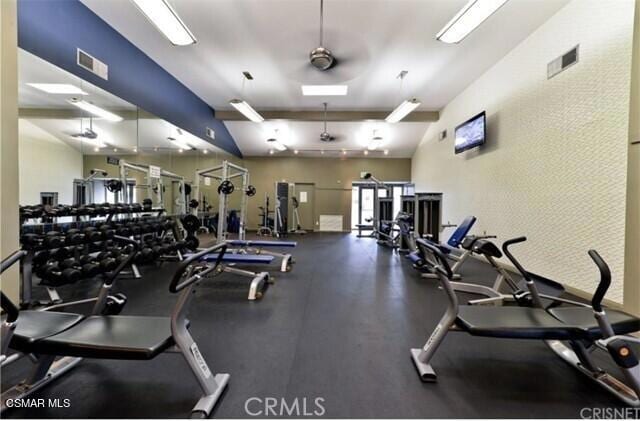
18,49,230,215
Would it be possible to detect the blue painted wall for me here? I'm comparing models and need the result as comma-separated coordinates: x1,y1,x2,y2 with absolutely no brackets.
18,0,242,157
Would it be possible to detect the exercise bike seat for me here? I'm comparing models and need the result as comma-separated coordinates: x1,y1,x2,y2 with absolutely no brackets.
548,307,640,340
10,310,85,353
455,306,586,340
471,239,502,258
30,315,175,360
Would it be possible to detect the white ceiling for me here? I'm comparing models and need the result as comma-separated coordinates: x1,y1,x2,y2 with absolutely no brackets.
80,0,569,157
81,0,568,111
226,120,429,157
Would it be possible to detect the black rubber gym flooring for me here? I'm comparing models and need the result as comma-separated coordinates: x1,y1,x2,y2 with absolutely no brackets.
2,232,634,418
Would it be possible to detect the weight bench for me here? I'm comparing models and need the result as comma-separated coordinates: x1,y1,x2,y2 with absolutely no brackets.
226,239,296,272
189,252,274,300
409,215,476,280
410,238,640,407
1,243,231,418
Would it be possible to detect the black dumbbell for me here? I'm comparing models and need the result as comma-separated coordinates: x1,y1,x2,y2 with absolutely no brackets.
65,229,85,245
43,231,64,248
83,227,103,242
21,233,42,250
52,247,71,261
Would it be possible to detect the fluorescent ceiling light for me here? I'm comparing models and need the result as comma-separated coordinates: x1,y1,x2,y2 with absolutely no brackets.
27,83,87,95
68,99,123,122
385,98,421,123
230,99,264,123
267,138,287,151
131,0,196,46
301,85,348,96
167,136,192,150
436,0,509,44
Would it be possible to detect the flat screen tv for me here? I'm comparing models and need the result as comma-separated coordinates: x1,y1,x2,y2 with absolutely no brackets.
454,111,486,154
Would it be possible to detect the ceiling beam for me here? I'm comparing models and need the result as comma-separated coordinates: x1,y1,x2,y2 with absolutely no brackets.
215,110,439,122
19,108,138,120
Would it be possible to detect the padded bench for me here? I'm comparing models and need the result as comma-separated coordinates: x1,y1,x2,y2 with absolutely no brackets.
30,315,175,360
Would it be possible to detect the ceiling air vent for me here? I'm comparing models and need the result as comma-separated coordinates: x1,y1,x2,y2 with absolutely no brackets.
547,45,579,79
77,49,108,80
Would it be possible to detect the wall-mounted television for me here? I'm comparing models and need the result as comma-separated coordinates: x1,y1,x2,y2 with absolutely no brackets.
454,111,486,154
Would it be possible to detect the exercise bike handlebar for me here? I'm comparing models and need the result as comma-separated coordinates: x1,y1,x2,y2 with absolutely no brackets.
416,239,453,279
588,249,611,313
170,243,228,293
0,250,27,274
501,237,535,284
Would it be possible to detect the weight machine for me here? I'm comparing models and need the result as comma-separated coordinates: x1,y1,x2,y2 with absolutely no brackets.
192,160,250,244
118,160,186,215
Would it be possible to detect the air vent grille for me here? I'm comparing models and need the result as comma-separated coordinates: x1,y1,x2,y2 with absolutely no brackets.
548,45,579,79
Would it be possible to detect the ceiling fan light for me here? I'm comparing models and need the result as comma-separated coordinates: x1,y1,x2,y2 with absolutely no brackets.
385,98,421,123
229,99,264,123
309,46,334,70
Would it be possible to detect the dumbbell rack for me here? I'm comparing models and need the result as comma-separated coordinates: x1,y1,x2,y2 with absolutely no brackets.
18,204,185,308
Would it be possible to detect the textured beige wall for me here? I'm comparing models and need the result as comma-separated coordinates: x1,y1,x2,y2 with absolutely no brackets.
0,0,20,302
624,0,640,315
242,157,411,231
412,0,635,303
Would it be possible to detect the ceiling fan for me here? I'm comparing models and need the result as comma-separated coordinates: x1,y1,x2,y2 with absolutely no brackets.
320,102,342,142
309,0,335,71
70,117,98,139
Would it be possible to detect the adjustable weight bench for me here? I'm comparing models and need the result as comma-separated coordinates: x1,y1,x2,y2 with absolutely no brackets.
410,238,640,407
189,252,274,300
226,239,296,272
1,243,231,418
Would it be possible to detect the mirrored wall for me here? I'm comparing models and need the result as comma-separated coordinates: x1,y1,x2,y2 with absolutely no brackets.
18,49,232,214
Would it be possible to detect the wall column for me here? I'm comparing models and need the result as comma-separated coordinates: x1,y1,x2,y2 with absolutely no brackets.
0,0,20,302
624,0,640,316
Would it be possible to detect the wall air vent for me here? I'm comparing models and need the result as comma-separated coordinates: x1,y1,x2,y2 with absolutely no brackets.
547,45,579,79
206,127,215,139
77,49,108,80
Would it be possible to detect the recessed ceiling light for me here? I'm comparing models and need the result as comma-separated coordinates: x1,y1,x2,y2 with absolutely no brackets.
203,149,209,154
301,85,348,96
229,99,264,123
68,99,123,122
364,150,369,155
131,0,197,46
93,147,99,152
342,149,346,155
384,149,389,155
436,0,509,44
294,149,299,154
27,83,87,95
113,148,118,152
178,148,184,153
269,149,274,155
321,150,325,155
385,98,421,123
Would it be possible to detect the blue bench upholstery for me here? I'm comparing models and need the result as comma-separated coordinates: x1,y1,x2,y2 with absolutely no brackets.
227,240,297,248
187,253,275,264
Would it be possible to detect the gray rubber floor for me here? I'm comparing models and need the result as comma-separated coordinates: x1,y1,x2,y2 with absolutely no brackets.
2,232,633,418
